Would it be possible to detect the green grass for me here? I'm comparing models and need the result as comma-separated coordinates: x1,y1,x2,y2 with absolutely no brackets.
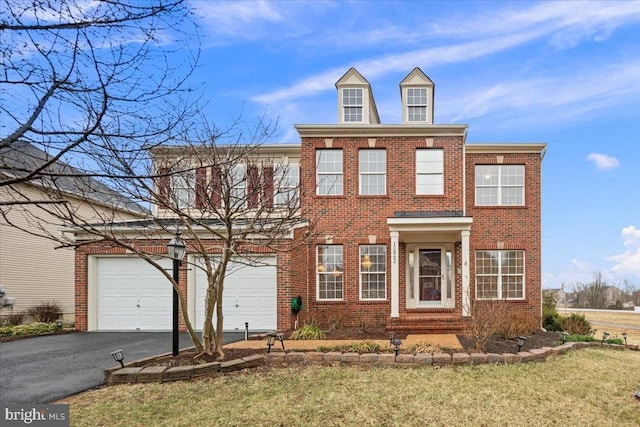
67,349,640,426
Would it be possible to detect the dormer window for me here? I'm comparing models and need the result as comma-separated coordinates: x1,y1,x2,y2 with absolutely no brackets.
335,68,380,124
407,88,427,122
400,68,434,124
343,88,363,122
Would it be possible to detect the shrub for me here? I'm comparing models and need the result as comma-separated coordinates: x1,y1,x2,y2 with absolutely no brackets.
27,301,62,323
561,313,592,335
0,322,57,338
565,334,623,345
495,312,540,339
542,309,563,332
290,322,326,340
0,311,25,326
407,341,440,355
462,300,510,352
317,341,380,353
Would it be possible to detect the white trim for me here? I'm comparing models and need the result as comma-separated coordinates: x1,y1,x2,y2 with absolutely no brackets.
295,124,468,138
390,232,399,317
461,230,470,317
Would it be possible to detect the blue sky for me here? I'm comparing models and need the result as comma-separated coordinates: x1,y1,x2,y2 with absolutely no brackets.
184,0,640,289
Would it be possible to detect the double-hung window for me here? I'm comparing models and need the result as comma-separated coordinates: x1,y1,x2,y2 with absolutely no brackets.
360,245,387,300
229,165,246,206
274,165,300,206
316,149,343,195
407,88,427,122
475,165,524,206
171,170,195,208
342,88,363,122
359,149,386,195
317,245,343,300
475,250,525,300
416,149,443,195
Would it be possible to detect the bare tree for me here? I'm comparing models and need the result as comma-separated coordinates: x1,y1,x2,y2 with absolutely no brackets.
16,120,312,359
0,0,200,193
572,272,608,309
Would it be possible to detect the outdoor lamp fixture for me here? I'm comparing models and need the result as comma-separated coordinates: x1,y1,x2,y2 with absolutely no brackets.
110,349,125,368
267,331,278,353
55,320,63,330
516,336,526,352
361,254,373,270
560,331,569,344
391,338,402,357
601,331,610,345
622,332,628,346
167,232,186,357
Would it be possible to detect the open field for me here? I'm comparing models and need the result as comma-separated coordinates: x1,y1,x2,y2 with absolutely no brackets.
558,309,640,345
65,349,640,427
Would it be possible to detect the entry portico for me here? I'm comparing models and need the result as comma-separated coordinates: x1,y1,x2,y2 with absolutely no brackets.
388,213,472,320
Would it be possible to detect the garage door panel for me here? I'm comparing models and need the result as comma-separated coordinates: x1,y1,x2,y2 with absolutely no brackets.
96,257,172,331
194,257,277,331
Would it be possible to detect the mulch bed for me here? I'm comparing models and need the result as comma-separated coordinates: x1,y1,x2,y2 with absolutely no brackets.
146,328,561,367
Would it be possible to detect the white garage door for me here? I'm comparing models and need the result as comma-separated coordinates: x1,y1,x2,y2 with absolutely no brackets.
96,257,173,331
194,256,277,331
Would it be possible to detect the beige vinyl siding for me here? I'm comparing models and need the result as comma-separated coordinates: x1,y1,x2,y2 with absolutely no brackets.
0,183,143,320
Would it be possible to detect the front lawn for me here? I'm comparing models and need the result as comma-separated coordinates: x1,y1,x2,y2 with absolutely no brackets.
66,348,640,426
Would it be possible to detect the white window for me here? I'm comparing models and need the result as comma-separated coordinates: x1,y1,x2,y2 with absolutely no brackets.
316,149,343,195
230,165,246,205
416,149,443,195
475,250,525,300
343,88,363,122
407,88,427,122
317,245,343,300
475,165,524,206
360,245,386,300
171,170,195,208
275,165,300,206
359,150,386,195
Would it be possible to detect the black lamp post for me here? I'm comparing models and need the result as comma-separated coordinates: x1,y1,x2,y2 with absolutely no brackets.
601,331,609,345
167,233,186,357
516,336,526,352
622,332,628,346
391,338,402,357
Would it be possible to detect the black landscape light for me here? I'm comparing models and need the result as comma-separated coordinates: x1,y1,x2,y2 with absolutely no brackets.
266,331,277,353
55,320,63,330
560,331,569,344
601,331,610,345
111,349,125,368
391,338,402,357
622,332,628,346
516,336,526,352
167,232,186,357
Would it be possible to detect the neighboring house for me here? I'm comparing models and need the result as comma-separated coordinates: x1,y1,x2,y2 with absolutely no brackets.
73,67,545,333
0,142,147,320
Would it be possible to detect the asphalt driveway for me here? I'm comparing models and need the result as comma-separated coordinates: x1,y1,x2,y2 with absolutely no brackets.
0,331,244,404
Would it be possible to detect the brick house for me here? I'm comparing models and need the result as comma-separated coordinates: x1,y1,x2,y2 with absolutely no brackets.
73,67,545,333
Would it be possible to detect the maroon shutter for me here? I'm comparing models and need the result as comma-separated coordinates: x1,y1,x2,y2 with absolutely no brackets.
210,166,222,208
195,167,207,209
247,166,259,208
262,166,274,207
157,167,170,207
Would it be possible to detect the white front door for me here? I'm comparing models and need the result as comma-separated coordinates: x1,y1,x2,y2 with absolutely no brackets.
408,247,454,309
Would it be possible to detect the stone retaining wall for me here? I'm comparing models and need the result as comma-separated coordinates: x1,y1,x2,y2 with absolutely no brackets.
104,342,633,385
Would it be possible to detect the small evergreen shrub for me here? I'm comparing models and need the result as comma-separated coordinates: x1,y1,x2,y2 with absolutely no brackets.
561,313,592,335
0,322,57,338
290,322,326,340
27,301,62,323
542,310,563,332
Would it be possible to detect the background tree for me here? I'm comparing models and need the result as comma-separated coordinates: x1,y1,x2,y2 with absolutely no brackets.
0,0,199,195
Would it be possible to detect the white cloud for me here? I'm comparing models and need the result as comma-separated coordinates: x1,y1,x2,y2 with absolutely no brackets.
543,258,598,288
586,153,620,170
606,226,640,283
